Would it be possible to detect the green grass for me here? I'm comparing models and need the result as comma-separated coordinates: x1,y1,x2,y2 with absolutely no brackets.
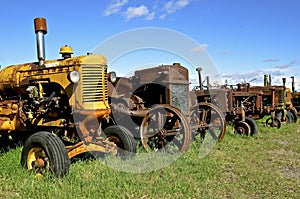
0,121,299,199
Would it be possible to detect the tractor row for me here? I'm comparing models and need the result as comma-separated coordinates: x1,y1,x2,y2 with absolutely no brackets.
0,18,225,177
0,18,298,177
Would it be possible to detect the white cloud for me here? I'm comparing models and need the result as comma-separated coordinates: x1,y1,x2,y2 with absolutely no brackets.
220,65,300,91
103,0,128,16
160,0,189,18
159,14,167,19
103,0,191,20
124,5,153,21
145,12,155,20
220,50,231,55
190,44,208,53
263,58,279,63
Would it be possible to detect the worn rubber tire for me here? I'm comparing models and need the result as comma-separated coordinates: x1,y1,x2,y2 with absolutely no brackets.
265,117,281,129
21,131,70,178
244,117,259,136
276,111,293,125
289,108,298,123
104,125,136,157
234,121,251,136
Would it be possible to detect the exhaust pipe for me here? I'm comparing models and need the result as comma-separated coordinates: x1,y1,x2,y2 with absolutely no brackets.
282,78,286,86
291,76,295,93
206,76,210,89
264,75,268,86
196,67,203,90
34,17,47,67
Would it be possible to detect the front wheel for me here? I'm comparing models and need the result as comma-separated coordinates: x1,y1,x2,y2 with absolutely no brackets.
276,110,293,125
244,117,258,136
103,125,136,157
21,131,70,178
265,117,281,129
289,108,298,123
234,121,251,136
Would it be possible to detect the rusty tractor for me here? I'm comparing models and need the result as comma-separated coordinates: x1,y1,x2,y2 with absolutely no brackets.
191,67,259,136
228,75,297,129
0,18,137,177
250,75,297,127
108,63,226,151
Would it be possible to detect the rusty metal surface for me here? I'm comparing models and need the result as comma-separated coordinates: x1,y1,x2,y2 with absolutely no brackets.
34,18,47,33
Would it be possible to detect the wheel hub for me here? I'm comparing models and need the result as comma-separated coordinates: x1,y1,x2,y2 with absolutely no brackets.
32,158,45,168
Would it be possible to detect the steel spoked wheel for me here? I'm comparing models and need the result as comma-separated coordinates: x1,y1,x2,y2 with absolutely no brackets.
234,121,251,136
21,131,70,178
140,104,191,153
265,117,281,129
190,102,226,142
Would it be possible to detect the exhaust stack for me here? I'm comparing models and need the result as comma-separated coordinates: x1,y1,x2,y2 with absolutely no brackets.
34,17,47,67
282,78,286,86
206,76,210,89
264,75,268,86
291,76,295,93
196,67,203,90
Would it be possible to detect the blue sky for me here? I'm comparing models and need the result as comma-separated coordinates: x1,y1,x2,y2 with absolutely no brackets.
0,0,299,89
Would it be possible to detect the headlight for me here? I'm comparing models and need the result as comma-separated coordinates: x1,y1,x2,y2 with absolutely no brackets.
108,71,117,83
68,70,80,83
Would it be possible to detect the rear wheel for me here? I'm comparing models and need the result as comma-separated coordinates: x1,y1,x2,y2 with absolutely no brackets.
103,125,136,157
140,104,191,153
190,102,226,141
21,131,70,178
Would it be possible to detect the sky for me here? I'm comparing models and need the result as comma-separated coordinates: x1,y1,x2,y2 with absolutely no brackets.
0,0,299,90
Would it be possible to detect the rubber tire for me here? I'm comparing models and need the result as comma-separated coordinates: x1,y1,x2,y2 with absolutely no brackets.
234,121,251,136
289,108,298,123
265,117,281,129
276,111,293,125
21,131,70,178
104,125,136,157
244,117,258,136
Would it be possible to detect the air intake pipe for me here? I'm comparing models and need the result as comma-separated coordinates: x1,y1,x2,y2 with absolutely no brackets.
34,17,47,67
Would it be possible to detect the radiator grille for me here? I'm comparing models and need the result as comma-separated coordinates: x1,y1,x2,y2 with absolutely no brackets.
171,84,189,115
81,65,108,102
276,89,284,104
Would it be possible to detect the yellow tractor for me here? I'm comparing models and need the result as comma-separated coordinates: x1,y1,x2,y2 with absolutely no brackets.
0,18,136,177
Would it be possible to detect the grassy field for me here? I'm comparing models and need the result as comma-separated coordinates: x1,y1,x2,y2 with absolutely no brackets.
0,120,299,199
